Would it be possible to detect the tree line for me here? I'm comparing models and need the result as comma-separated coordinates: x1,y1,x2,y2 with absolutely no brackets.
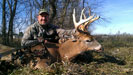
0,0,104,45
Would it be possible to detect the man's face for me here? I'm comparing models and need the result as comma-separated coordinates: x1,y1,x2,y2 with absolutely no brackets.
37,13,49,25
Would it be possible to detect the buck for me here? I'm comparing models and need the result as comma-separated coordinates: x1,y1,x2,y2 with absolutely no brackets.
29,8,102,69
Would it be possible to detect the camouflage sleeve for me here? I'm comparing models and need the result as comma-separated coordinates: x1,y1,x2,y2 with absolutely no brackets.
56,28,76,38
21,25,38,47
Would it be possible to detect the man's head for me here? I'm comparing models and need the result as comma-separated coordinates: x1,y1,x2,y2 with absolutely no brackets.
37,8,49,26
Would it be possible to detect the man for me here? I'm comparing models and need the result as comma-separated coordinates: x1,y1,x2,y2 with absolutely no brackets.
21,8,76,47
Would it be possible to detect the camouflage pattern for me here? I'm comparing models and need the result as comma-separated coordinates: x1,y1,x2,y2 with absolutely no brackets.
21,21,76,46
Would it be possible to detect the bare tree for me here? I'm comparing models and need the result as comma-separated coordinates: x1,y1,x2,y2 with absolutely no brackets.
54,0,80,29
58,0,70,28
1,0,7,45
48,0,57,23
7,0,18,44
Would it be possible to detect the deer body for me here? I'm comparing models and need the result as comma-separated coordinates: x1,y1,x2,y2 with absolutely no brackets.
30,36,101,69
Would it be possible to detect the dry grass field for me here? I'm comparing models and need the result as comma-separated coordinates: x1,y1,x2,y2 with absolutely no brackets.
0,34,133,75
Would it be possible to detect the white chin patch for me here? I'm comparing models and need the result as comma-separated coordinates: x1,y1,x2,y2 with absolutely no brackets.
94,45,101,50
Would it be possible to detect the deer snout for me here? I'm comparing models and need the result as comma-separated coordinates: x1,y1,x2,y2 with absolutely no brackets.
94,45,103,52
95,46,104,52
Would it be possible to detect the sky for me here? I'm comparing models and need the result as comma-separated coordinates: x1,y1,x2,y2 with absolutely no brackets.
92,0,133,34
0,0,133,35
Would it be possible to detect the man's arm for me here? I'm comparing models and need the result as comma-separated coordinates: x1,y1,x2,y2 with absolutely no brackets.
55,28,76,43
54,27,77,43
21,26,38,47
56,28,76,38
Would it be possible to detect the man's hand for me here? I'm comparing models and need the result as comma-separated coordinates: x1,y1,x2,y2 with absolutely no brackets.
59,38,68,44
37,37,48,43
37,37,44,43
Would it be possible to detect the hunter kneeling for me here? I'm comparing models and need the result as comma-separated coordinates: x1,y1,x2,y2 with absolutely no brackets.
21,8,76,69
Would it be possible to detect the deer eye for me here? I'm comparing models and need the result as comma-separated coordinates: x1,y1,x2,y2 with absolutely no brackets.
86,39,92,42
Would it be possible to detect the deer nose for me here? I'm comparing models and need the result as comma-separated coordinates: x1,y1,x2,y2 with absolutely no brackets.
96,47,104,52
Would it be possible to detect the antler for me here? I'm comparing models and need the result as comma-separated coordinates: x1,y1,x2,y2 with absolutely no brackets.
73,8,100,32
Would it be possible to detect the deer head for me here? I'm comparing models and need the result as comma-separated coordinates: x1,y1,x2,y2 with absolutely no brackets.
72,8,102,51
57,8,102,61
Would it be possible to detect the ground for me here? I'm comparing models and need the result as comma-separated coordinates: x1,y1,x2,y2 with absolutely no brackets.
0,35,133,75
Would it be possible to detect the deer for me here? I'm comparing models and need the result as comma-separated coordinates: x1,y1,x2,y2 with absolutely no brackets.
28,8,102,69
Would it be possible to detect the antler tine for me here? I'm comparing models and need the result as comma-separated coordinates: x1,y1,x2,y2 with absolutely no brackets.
83,15,100,31
80,14,94,24
73,8,78,28
80,8,85,21
80,14,100,32
73,8,94,28
73,8,100,32
83,13,86,19
88,15,100,24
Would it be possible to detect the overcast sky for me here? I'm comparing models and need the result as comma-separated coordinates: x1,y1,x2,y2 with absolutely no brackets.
92,0,133,34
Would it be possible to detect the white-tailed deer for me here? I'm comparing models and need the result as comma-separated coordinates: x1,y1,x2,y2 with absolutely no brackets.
29,8,102,69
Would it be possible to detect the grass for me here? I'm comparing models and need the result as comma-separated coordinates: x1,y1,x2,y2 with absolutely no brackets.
0,34,133,75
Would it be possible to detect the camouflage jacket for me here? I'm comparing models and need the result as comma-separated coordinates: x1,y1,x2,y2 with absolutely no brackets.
21,21,76,46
